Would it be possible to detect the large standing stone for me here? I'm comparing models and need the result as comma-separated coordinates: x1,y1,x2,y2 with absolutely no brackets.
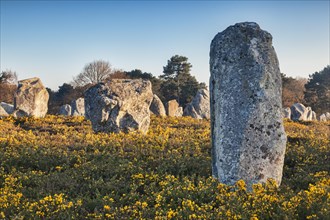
71,98,85,116
84,79,153,134
210,22,287,188
165,99,183,117
59,104,72,116
150,94,166,117
183,89,210,119
14,77,49,117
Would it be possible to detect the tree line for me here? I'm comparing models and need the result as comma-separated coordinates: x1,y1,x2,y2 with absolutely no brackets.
1,58,329,115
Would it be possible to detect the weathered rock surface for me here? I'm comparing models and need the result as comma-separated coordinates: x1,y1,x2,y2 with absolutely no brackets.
319,114,327,122
319,112,330,121
183,89,210,119
166,99,183,117
290,103,316,121
14,77,49,117
282,107,291,119
306,107,317,121
59,104,72,116
0,102,14,114
290,103,306,121
71,98,85,116
150,95,166,117
84,79,153,133
210,22,287,188
12,109,28,118
0,105,9,117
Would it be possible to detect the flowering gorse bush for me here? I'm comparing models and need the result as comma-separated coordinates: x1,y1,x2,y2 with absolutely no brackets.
0,115,329,219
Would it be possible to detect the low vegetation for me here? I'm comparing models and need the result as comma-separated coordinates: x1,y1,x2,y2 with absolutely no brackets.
0,115,329,219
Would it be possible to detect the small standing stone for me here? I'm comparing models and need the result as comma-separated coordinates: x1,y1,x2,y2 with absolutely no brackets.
59,104,72,116
183,89,210,119
210,22,287,188
166,100,183,117
71,98,85,116
290,103,316,121
14,77,49,117
319,112,330,122
150,94,166,117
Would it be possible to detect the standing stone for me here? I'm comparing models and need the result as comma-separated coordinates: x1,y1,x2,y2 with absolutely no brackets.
71,97,85,116
165,99,183,117
326,112,330,120
319,112,330,122
290,103,314,121
0,102,14,114
312,111,317,121
150,94,166,117
59,104,72,116
282,107,291,119
319,114,327,122
14,77,49,117
307,109,317,121
183,89,210,119
84,79,153,134
210,22,287,188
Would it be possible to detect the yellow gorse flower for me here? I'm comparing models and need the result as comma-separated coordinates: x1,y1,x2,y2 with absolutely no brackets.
0,115,329,219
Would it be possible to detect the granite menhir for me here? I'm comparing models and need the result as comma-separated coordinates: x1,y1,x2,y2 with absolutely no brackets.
84,79,153,134
210,22,287,188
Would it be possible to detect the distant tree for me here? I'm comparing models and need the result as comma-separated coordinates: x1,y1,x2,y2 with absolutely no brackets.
108,70,129,79
281,73,307,107
125,69,154,80
106,69,163,98
46,88,58,114
0,70,18,103
304,65,330,114
57,83,75,103
47,83,92,115
159,55,206,107
73,60,113,86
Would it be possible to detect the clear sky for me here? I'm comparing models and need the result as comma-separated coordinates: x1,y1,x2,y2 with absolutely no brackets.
1,0,329,90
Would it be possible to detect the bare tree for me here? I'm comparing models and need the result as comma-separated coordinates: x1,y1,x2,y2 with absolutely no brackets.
73,60,113,86
0,70,18,84
282,74,307,107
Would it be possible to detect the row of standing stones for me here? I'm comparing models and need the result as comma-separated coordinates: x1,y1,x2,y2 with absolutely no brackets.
59,88,210,120
0,79,326,123
1,22,329,189
283,103,330,122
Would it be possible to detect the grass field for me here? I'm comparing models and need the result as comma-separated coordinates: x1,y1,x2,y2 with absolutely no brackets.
0,115,329,219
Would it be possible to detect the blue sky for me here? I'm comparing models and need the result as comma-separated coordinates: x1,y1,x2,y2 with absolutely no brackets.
1,1,329,90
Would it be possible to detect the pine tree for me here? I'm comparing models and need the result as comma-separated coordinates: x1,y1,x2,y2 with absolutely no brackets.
159,55,206,107
304,65,330,114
